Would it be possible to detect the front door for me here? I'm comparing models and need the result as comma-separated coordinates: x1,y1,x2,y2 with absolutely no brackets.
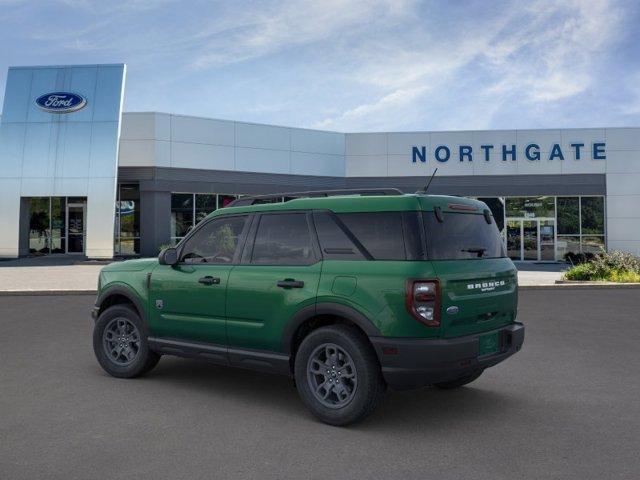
506,220,522,261
226,212,321,353
66,203,85,254
505,218,556,261
148,214,250,346
522,220,538,260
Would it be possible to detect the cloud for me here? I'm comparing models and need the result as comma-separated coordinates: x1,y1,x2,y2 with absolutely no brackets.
0,0,634,131
315,0,625,130
189,0,415,69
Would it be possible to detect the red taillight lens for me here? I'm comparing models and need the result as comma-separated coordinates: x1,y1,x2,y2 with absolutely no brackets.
406,279,440,327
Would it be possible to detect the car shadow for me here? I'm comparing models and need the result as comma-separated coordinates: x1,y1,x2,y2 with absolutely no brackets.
128,356,525,431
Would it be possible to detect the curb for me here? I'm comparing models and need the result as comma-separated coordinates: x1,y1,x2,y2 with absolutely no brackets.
0,290,97,296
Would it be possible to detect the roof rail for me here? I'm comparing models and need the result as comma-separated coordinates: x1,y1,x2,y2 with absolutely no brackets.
226,188,404,207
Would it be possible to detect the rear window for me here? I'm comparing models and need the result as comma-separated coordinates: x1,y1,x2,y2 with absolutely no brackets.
423,212,506,260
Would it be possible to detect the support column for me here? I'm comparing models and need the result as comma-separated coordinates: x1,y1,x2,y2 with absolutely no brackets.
18,197,31,256
140,188,171,257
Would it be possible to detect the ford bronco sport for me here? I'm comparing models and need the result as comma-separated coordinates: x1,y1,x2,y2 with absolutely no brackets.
92,190,524,426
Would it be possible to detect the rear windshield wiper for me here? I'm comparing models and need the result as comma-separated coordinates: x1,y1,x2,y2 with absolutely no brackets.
461,247,486,258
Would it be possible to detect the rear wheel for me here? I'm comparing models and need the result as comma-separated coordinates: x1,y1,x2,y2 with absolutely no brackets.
93,304,160,378
434,370,483,389
294,325,385,426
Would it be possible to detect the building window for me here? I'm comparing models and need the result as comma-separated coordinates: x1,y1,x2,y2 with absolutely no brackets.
501,195,606,260
581,197,605,235
27,196,86,255
29,197,52,254
557,197,579,234
170,193,239,245
556,196,606,258
114,184,140,255
505,196,555,219
195,194,216,224
170,193,194,244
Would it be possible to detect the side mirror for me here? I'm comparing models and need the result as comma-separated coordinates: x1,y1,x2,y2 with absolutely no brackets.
158,247,178,266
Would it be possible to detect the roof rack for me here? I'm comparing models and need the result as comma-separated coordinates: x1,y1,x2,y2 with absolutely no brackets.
226,188,404,207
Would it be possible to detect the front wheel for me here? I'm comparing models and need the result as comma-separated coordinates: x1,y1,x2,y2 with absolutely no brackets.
93,304,160,378
294,325,385,426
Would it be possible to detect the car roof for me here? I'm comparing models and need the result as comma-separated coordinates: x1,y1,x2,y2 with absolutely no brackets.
207,194,487,219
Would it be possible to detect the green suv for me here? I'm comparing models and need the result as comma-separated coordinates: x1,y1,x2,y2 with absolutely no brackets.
92,190,524,425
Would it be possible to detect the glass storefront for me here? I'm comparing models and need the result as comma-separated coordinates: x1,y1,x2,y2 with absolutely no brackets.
114,184,140,255
170,193,240,244
28,196,86,255
476,196,605,261
109,192,608,260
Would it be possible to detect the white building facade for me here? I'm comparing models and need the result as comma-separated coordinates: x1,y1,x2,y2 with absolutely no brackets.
1,64,639,260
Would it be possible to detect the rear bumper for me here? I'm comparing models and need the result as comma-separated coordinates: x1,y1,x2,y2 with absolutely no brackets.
370,323,524,390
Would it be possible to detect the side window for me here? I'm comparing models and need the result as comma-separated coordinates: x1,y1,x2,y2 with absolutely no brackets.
251,213,314,265
180,215,247,264
313,211,365,260
337,212,406,260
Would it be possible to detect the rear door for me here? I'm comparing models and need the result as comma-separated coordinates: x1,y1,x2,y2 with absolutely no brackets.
423,211,518,338
226,212,321,352
148,214,250,346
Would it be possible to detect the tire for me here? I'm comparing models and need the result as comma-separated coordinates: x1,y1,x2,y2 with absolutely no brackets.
294,325,385,426
434,370,483,389
93,304,160,378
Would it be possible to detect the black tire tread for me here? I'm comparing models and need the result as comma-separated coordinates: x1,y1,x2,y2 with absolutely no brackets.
93,304,160,378
294,324,385,426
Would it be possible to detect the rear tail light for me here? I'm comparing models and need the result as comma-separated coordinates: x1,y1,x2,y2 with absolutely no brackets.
405,279,440,327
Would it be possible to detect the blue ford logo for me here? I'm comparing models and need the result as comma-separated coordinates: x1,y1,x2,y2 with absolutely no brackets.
35,92,87,114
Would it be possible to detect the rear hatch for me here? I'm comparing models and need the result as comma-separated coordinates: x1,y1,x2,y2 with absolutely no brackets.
433,259,517,338
421,206,518,338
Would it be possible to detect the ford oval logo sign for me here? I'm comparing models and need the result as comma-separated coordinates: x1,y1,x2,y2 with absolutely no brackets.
35,92,87,114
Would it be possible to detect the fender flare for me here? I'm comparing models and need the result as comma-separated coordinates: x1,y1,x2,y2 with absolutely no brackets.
95,284,148,324
282,302,381,354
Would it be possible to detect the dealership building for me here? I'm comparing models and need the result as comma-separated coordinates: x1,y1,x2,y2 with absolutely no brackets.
1,63,639,261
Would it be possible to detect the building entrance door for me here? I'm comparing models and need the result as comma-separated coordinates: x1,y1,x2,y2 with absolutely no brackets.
506,218,555,261
66,203,86,254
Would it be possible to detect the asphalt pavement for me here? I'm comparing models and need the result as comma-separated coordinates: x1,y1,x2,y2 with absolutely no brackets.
1,289,639,479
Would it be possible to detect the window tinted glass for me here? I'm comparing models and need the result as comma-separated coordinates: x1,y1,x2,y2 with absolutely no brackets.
505,196,554,218
252,214,314,265
423,212,505,260
171,193,193,240
557,197,579,234
313,211,365,260
337,212,406,260
581,197,604,234
195,194,216,224
180,215,247,264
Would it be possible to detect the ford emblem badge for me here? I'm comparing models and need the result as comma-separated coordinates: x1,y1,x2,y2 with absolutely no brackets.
35,92,87,114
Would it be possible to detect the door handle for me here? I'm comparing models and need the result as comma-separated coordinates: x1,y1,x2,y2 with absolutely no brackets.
198,276,220,285
277,279,304,289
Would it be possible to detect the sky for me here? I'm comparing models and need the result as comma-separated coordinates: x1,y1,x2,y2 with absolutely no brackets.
0,0,639,132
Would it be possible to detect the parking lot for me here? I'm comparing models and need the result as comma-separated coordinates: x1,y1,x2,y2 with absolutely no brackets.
1,288,639,479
